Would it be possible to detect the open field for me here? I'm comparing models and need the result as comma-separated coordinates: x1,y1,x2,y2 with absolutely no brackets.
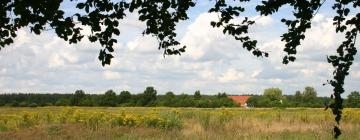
0,107,360,140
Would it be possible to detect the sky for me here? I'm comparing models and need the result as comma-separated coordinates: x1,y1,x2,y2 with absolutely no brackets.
0,1,359,96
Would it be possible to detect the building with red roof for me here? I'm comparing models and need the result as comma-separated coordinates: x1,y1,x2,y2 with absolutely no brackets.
228,95,251,107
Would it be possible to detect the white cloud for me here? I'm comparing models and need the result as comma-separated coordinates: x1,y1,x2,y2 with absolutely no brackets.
300,69,314,77
103,71,122,80
49,54,65,68
0,11,359,96
251,70,261,78
181,13,223,60
127,35,158,54
0,69,7,74
218,69,245,83
352,71,360,78
199,69,214,79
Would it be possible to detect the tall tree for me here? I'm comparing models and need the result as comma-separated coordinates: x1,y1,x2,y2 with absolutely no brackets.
217,92,228,99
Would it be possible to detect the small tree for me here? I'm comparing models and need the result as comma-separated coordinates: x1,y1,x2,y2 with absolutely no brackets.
139,86,157,106
163,91,176,106
217,92,227,99
79,97,95,106
55,98,71,106
70,90,86,106
100,90,117,107
303,87,317,102
294,91,303,102
118,90,131,104
264,88,282,102
0,99,4,106
194,90,201,100
347,91,360,108
165,91,175,99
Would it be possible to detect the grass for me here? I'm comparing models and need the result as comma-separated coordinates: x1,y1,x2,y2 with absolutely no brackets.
0,107,359,140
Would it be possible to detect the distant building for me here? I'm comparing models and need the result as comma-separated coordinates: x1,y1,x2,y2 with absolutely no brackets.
228,95,251,107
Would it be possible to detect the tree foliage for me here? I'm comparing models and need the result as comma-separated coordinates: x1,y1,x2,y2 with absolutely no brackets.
247,88,284,107
264,88,282,101
1,0,359,137
1,87,358,109
303,86,317,103
160,91,176,106
118,90,131,104
248,86,328,108
0,87,238,108
70,90,86,106
194,90,201,100
346,91,360,108
100,90,117,106
138,86,157,106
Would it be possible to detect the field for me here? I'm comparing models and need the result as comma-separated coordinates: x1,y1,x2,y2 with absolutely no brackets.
0,107,360,140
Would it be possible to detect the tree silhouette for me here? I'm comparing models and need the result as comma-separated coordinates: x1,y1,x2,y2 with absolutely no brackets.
0,0,359,138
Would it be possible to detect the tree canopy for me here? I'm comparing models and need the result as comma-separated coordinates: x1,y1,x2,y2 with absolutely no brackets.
0,0,359,138
0,87,239,108
264,87,282,101
346,91,360,107
247,86,330,108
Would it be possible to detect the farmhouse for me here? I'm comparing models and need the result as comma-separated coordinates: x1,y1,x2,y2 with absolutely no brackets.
228,95,251,107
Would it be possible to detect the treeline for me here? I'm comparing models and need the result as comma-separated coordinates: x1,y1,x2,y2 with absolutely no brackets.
0,87,237,108
247,87,360,108
1,86,359,108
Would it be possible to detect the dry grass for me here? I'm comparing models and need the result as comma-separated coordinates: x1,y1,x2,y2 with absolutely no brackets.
0,107,360,140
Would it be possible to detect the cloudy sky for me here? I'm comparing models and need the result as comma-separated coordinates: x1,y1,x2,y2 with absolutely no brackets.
0,1,359,96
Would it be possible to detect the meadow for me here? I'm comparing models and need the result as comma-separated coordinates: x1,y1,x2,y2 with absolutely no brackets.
0,107,360,140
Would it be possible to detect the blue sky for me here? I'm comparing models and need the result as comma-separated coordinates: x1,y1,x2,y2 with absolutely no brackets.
0,1,359,96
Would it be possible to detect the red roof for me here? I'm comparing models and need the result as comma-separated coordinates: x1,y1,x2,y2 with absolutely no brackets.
228,96,251,107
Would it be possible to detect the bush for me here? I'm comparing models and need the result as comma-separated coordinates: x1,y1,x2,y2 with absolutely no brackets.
28,103,38,107
0,100,4,106
55,99,70,106
8,101,19,107
19,101,28,107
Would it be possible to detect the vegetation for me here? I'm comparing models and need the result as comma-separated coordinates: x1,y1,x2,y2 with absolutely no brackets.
345,91,360,108
0,86,359,109
247,87,341,108
0,87,237,108
248,87,329,108
0,107,359,140
1,0,359,137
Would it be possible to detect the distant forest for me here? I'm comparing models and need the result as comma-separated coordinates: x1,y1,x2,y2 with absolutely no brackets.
0,86,359,108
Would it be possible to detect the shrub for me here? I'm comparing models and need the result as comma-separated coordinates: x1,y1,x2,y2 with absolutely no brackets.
28,103,38,107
